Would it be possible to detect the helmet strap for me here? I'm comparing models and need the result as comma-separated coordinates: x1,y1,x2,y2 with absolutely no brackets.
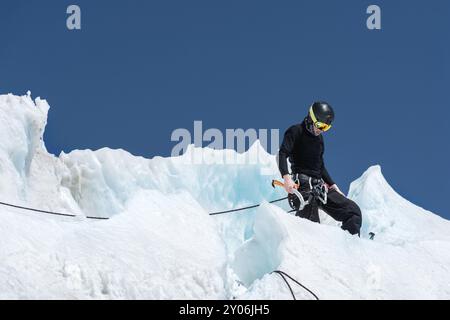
305,116,318,136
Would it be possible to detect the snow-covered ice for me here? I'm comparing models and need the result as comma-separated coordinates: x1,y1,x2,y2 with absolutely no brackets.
0,93,449,299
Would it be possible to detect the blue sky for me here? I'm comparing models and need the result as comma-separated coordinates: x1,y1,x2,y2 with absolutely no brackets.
0,1,449,218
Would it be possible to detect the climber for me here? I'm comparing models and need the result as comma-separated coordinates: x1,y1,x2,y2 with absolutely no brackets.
278,102,362,236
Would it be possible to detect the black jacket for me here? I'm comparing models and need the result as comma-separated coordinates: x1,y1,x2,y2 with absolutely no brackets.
278,120,335,186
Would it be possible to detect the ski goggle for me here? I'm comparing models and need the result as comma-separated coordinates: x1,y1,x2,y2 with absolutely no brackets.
309,107,332,132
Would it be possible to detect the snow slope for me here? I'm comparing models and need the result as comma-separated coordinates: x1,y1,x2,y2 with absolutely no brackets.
0,93,449,299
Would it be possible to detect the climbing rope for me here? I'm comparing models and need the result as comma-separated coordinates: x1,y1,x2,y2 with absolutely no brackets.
208,197,288,216
0,199,322,300
0,201,109,220
0,195,289,220
272,270,319,300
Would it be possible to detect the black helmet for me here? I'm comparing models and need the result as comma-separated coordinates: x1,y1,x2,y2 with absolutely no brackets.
310,102,335,125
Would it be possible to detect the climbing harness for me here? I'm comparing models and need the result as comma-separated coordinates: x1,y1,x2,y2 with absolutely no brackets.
273,174,328,212
209,176,329,217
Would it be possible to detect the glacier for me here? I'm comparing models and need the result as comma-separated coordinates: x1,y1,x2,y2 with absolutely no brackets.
0,92,449,299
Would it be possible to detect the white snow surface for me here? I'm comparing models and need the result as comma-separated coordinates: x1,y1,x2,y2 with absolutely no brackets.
0,93,449,299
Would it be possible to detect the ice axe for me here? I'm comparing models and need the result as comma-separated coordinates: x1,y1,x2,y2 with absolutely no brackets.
271,179,309,211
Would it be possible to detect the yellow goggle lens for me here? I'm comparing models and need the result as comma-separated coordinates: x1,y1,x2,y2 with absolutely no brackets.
314,122,332,132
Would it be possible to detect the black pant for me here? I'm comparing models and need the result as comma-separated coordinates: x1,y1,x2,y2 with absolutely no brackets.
296,189,362,236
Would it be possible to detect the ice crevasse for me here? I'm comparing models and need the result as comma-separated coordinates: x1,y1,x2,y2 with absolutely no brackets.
0,93,449,299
